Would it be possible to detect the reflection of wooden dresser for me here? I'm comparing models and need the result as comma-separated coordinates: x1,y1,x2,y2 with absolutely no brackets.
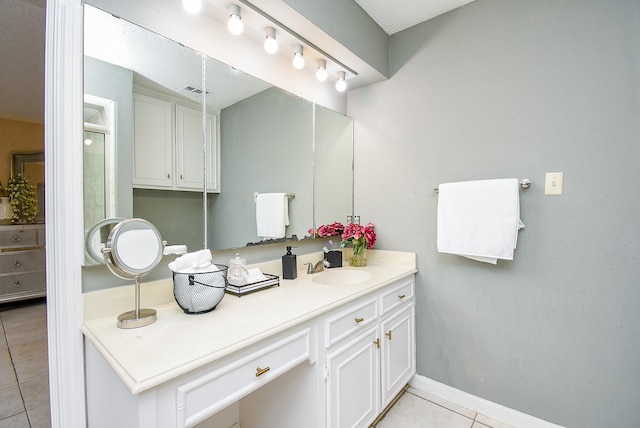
0,224,46,303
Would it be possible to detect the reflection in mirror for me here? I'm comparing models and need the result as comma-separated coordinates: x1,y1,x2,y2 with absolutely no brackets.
210,83,313,250
85,217,124,265
11,152,45,223
83,3,354,262
314,105,354,228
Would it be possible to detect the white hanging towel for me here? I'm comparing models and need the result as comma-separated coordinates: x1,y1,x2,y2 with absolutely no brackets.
256,193,289,239
437,178,524,264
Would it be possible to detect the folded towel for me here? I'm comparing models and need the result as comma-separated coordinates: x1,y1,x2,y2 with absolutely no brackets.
256,193,289,239
163,245,188,255
246,267,267,283
169,249,214,273
437,179,524,264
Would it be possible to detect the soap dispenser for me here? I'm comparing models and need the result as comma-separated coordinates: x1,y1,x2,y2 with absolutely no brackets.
282,246,297,280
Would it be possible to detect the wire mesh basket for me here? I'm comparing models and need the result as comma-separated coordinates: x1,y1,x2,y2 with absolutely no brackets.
172,264,228,314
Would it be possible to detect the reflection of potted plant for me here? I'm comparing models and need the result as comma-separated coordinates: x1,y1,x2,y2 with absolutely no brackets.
8,175,37,224
0,180,12,221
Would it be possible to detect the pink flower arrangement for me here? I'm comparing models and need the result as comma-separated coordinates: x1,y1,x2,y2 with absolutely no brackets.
309,221,344,238
340,222,376,256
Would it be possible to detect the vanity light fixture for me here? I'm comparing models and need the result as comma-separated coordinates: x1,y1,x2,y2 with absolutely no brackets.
264,27,278,54
227,4,244,35
335,71,347,92
182,0,202,14
292,44,305,69
316,59,328,81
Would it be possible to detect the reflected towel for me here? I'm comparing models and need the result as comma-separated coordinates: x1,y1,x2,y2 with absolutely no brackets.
437,179,524,264
256,193,289,239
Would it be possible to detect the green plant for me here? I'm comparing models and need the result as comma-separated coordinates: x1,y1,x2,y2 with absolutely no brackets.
8,175,37,224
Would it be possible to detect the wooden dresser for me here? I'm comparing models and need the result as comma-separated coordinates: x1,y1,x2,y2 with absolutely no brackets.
0,224,46,304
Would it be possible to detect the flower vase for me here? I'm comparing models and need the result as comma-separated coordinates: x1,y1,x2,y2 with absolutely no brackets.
0,197,12,220
348,246,367,267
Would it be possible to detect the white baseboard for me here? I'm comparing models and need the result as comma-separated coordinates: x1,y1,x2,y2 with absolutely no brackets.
410,375,565,428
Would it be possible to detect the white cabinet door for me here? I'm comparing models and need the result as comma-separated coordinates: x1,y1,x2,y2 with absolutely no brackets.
380,305,415,407
176,105,218,192
132,93,173,188
326,327,380,428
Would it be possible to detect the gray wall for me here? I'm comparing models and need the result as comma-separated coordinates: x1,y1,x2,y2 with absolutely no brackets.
347,0,640,426
211,87,314,249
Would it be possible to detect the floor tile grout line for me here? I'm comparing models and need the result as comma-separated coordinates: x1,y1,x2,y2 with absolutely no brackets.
404,389,479,423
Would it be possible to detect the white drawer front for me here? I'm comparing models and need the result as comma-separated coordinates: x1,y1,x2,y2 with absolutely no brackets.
325,297,378,348
176,327,311,428
380,279,414,316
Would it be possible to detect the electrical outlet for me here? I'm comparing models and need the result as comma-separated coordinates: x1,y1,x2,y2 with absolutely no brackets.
545,172,563,195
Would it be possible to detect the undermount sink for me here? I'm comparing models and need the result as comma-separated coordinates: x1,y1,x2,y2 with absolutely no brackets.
311,269,372,285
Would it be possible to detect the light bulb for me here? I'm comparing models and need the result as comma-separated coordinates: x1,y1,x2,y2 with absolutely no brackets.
316,59,328,81
182,0,202,14
84,139,93,146
335,71,347,92
264,27,278,54
228,5,243,35
292,45,305,69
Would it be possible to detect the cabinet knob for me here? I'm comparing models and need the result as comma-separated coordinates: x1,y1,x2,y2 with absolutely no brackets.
255,366,271,377
374,338,380,349
12,235,20,242
167,173,171,179
180,174,183,180
13,260,21,267
398,294,406,299
354,317,364,323
386,330,392,340
13,280,21,288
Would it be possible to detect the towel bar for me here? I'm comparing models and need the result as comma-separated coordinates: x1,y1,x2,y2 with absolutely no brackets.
434,179,531,193
253,192,295,203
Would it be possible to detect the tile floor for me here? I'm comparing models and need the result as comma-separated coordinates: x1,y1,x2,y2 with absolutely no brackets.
0,298,50,428
373,385,514,428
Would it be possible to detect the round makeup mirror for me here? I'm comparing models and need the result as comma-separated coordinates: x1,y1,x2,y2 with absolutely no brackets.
102,218,165,328
85,217,125,265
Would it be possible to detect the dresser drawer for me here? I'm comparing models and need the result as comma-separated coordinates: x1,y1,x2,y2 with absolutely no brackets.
176,327,311,427
0,271,46,295
0,227,39,248
325,297,378,348
380,278,414,316
0,249,45,273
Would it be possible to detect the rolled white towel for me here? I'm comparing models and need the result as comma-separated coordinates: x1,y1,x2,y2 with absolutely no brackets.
171,249,212,272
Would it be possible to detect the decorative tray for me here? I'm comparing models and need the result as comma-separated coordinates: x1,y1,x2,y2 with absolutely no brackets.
225,273,280,297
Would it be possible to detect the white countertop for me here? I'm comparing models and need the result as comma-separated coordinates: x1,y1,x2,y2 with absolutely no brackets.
81,250,416,394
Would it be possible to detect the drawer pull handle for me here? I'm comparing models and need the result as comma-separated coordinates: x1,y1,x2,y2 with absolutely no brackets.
386,330,392,340
354,317,364,323
167,174,171,179
398,294,406,299
180,174,183,180
13,280,21,288
12,235,21,242
13,260,21,267
374,338,380,349
255,366,270,377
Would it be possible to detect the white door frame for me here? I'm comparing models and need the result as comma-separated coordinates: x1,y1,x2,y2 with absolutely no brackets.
45,0,87,426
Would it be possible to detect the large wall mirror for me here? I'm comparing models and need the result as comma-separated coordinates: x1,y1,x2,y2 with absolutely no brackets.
82,4,353,265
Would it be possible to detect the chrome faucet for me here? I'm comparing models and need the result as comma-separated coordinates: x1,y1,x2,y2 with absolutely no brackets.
305,260,329,274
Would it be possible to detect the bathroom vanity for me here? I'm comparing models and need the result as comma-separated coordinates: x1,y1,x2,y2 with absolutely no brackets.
82,250,416,428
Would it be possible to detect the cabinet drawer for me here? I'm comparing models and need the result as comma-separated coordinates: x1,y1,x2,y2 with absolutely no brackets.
0,271,46,295
176,327,311,428
0,249,45,273
380,279,414,316
0,228,38,248
325,297,378,348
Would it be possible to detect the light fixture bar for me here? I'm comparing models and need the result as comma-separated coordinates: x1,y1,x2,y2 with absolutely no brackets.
238,0,358,77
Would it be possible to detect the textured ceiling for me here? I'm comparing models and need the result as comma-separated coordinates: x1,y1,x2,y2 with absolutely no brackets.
354,0,477,34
